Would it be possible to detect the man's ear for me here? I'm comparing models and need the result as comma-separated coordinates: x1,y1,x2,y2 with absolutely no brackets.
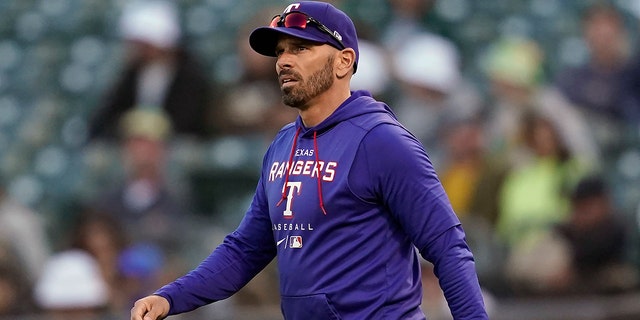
335,48,356,78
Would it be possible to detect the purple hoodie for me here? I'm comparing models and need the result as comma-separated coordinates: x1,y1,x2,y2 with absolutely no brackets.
155,90,488,319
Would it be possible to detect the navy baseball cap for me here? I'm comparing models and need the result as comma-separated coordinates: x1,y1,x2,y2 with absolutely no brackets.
249,1,359,72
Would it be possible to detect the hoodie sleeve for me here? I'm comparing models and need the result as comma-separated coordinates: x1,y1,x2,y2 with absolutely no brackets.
154,176,276,315
349,123,488,319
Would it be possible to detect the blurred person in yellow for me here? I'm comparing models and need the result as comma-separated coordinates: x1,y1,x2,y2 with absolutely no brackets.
436,116,508,297
499,113,589,294
439,117,502,224
481,36,600,168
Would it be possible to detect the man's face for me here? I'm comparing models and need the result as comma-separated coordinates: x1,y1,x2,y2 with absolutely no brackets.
584,10,626,65
571,195,610,230
274,36,336,110
123,136,165,178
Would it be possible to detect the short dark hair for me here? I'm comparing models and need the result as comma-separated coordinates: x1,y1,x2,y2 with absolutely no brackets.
571,175,608,202
582,3,623,26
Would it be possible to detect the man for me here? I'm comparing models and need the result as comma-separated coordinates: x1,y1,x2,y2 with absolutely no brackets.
131,2,488,319
555,4,631,121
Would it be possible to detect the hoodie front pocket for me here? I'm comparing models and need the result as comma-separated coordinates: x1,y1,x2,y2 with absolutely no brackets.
281,293,341,320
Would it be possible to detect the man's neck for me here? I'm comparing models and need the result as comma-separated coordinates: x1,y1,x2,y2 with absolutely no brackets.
299,86,351,127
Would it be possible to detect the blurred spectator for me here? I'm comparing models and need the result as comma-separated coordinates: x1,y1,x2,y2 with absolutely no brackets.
499,113,589,294
89,0,216,141
381,0,434,49
213,7,297,141
117,243,167,312
0,242,34,316
34,250,112,319
91,109,192,254
68,211,129,314
498,113,585,248
556,4,631,120
555,4,634,153
88,108,201,316
481,36,600,167
0,183,50,284
555,175,638,294
58,208,191,317
350,39,392,99
622,6,640,124
439,117,504,224
437,116,507,291
623,55,640,124
505,174,638,295
391,32,482,162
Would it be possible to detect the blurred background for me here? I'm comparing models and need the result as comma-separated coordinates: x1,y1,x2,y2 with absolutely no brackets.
1,0,640,319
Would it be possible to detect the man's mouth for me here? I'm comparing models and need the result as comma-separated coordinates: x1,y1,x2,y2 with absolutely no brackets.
279,71,300,86
280,76,297,85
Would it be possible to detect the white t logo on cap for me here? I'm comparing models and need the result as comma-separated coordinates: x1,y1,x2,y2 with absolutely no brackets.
284,3,300,14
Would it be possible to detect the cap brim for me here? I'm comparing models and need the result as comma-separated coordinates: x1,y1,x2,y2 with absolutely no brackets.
249,26,331,57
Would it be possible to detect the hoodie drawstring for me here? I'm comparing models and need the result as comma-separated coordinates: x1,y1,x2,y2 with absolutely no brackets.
276,127,326,215
276,127,301,207
313,131,327,215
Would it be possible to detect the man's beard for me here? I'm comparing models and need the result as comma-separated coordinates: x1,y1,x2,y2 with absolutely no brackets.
281,55,334,110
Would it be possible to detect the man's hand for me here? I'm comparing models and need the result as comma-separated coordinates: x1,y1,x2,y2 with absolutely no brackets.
131,295,170,320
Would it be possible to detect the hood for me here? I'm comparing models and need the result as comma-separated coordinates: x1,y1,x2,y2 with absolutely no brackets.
294,90,397,138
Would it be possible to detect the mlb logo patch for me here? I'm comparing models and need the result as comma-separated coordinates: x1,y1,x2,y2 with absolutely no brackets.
289,236,303,248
